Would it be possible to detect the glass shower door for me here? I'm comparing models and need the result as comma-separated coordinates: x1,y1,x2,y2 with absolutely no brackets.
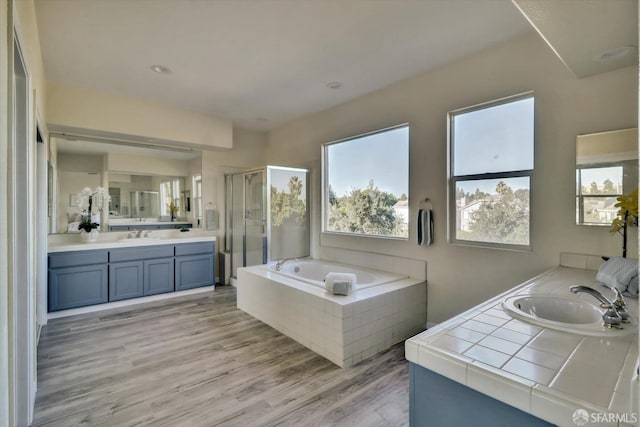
230,173,244,277
243,170,267,267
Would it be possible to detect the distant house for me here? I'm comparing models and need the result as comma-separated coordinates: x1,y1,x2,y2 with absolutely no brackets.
393,199,409,223
457,198,490,231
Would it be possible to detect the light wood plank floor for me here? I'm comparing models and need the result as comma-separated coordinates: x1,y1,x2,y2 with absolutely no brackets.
33,286,409,426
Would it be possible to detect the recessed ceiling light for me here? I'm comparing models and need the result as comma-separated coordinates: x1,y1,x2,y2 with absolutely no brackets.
327,81,343,90
593,46,636,63
150,64,172,74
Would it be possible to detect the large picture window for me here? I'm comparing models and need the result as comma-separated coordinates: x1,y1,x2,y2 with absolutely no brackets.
449,93,534,249
323,124,409,239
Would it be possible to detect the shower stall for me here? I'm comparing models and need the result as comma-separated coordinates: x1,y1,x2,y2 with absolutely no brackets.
225,166,310,279
130,191,159,219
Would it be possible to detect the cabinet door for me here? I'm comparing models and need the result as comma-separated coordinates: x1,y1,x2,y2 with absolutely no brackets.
109,261,144,301
144,258,174,296
49,265,108,311
175,254,215,290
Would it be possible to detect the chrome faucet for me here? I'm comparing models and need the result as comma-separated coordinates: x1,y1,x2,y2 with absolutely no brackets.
569,285,623,328
600,285,630,322
274,258,298,271
134,229,142,238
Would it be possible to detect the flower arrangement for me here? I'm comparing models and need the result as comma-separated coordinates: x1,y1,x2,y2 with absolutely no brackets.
610,188,638,258
76,186,111,232
169,201,179,220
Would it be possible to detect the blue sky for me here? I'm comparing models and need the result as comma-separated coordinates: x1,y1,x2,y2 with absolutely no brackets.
327,126,409,197
453,97,534,176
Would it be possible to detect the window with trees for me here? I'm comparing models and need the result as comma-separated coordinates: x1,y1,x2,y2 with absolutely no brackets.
323,124,409,239
449,93,534,249
576,166,623,225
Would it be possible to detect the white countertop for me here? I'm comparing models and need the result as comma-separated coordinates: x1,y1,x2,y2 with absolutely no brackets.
108,220,192,226
405,266,638,427
48,233,216,253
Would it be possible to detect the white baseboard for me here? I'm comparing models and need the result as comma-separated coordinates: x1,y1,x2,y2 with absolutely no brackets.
48,286,215,320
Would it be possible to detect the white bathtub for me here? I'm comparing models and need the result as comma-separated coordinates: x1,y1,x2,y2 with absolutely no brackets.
238,259,427,368
264,259,407,290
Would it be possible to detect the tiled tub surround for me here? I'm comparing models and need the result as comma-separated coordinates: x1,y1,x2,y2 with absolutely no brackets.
405,266,639,427
237,261,427,368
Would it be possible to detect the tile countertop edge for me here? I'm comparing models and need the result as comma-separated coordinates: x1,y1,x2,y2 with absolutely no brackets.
405,266,639,427
48,235,217,252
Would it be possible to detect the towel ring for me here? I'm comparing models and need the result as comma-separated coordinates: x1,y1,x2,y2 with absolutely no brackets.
419,198,432,210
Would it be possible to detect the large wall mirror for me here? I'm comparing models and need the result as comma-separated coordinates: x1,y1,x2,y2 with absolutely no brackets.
576,128,638,226
51,136,202,233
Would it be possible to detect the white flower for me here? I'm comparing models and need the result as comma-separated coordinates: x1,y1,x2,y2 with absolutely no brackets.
75,186,111,214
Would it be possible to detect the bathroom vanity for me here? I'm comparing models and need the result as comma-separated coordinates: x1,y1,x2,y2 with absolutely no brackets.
406,253,638,427
48,235,216,312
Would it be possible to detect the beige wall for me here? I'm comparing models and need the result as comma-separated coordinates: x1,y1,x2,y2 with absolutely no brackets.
106,152,191,176
266,34,638,323
46,81,233,150
201,128,267,252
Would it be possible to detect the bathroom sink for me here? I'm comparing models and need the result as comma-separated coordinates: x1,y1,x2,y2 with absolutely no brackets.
502,295,637,336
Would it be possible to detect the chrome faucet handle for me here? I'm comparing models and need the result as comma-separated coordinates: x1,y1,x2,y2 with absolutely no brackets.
601,306,623,328
599,284,630,322
143,230,152,238
609,287,630,322
569,285,623,328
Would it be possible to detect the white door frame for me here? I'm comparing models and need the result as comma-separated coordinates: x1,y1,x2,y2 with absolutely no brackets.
11,13,36,426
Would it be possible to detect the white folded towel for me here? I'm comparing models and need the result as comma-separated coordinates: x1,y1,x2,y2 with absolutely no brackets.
325,272,356,296
596,257,638,297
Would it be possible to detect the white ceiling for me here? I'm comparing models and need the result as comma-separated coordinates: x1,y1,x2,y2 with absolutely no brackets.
34,0,534,132
514,0,638,78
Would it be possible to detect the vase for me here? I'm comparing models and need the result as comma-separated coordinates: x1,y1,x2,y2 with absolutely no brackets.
80,229,99,243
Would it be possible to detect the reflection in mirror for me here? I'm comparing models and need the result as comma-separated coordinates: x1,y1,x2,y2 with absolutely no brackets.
51,135,201,233
576,128,638,225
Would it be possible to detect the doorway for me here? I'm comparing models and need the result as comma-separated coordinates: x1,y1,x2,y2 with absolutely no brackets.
12,35,35,426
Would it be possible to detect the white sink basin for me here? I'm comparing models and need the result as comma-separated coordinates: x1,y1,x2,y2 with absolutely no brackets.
502,295,637,336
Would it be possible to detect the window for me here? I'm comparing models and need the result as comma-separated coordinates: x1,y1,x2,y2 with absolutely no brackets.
576,166,623,225
323,124,409,239
160,178,182,217
193,175,203,226
449,93,534,249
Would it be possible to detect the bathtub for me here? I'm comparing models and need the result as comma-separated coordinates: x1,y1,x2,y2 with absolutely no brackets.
264,259,407,290
237,259,427,368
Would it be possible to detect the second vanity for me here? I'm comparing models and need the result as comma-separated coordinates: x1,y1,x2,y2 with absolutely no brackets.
48,232,216,312
406,253,638,427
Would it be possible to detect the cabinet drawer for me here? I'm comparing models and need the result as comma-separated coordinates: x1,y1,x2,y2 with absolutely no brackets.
175,242,215,256
109,245,174,262
49,250,108,268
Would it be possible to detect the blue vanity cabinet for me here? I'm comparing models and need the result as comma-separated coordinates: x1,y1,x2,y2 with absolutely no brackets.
143,258,175,296
109,245,175,300
409,363,553,427
109,261,144,301
175,242,215,290
49,240,214,311
48,250,109,311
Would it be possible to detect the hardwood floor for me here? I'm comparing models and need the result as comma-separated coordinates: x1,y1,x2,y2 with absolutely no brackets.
33,286,410,426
